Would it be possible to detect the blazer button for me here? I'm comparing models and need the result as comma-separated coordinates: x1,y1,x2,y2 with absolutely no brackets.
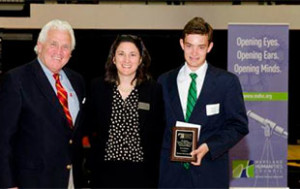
66,164,72,170
69,139,73,144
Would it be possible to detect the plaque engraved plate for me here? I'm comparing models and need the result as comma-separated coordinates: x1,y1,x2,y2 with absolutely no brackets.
170,127,198,162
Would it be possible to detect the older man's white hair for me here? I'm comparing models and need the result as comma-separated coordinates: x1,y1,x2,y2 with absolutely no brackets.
34,19,76,54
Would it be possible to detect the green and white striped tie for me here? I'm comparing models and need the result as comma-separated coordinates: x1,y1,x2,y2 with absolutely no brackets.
183,73,197,170
185,73,198,122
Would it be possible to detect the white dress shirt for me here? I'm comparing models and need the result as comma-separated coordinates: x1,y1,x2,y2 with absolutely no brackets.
177,61,208,118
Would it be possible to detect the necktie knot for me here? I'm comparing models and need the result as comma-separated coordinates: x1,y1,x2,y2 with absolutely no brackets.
190,73,198,80
53,73,60,81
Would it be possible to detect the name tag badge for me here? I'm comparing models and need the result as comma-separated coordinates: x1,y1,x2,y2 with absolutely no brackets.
138,102,150,111
206,103,220,116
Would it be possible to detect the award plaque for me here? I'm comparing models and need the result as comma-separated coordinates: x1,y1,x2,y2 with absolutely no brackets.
170,127,198,162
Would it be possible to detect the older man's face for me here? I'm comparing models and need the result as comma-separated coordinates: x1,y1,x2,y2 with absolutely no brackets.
37,29,72,73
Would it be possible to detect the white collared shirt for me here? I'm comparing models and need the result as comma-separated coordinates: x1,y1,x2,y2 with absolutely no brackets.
177,61,208,117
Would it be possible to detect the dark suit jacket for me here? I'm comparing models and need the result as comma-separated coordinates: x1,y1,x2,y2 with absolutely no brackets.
158,64,249,188
0,60,86,188
85,77,165,187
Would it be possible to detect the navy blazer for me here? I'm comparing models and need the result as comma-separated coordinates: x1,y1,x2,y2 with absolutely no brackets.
85,77,165,187
0,60,86,188
158,64,249,188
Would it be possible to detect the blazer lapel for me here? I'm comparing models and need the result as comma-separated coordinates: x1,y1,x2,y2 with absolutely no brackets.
167,68,185,122
64,69,83,107
64,69,84,131
136,82,149,136
101,82,114,135
30,60,66,118
189,64,217,125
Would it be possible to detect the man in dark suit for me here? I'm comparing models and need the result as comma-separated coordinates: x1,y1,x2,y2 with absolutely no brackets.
0,19,85,188
158,17,249,188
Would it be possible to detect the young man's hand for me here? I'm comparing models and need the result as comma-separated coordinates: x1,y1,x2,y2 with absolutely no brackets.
190,143,209,166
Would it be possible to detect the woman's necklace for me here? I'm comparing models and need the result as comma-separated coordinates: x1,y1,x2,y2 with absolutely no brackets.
117,85,134,93
117,78,136,100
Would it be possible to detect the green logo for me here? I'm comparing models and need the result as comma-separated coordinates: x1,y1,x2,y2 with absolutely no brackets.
232,160,254,178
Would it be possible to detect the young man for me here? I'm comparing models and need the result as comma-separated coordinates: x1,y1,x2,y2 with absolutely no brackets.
158,17,249,188
0,19,85,188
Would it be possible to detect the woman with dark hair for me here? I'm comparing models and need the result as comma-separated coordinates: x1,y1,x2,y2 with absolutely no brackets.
85,35,165,188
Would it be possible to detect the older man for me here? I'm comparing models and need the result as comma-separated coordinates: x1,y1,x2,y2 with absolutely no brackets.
0,19,85,188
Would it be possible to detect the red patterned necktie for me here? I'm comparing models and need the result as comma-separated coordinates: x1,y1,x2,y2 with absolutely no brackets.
53,73,73,128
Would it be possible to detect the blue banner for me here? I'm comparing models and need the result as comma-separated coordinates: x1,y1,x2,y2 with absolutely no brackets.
228,24,289,187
